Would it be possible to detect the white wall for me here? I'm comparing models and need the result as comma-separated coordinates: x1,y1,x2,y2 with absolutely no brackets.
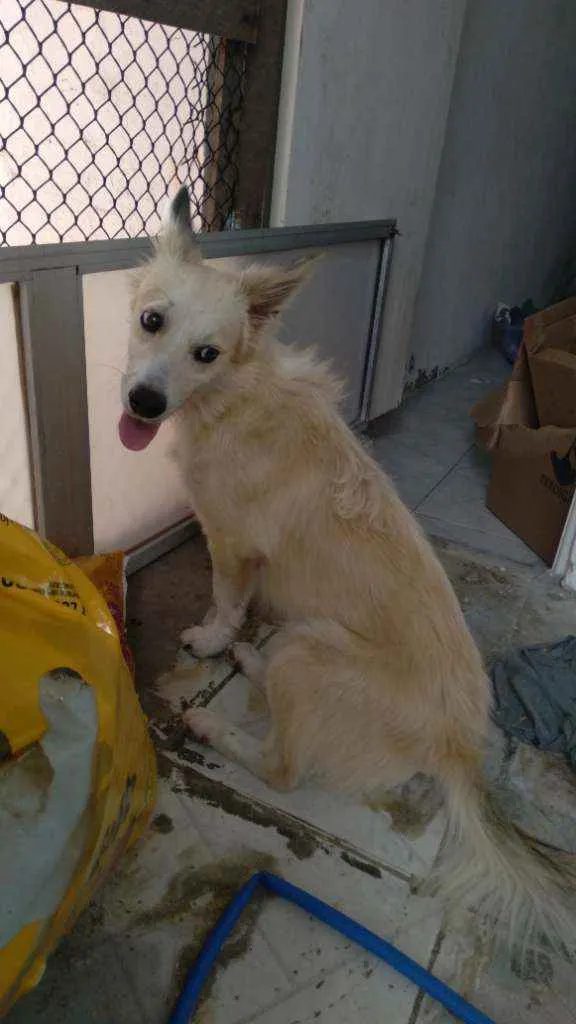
271,0,468,417
409,0,576,384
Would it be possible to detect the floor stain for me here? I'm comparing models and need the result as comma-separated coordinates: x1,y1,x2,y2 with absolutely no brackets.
151,812,174,834
458,564,511,589
139,850,275,1018
152,718,222,771
371,794,428,839
162,661,206,688
135,850,268,928
171,760,319,860
157,750,175,780
511,947,554,986
340,852,381,879
177,745,222,772
161,755,411,884
366,774,443,839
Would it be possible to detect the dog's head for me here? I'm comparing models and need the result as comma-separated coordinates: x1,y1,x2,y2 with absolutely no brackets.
119,186,313,450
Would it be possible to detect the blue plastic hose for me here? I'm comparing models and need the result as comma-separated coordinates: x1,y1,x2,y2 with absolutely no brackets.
168,871,496,1024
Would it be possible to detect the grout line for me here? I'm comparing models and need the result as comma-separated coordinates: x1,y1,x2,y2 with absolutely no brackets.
417,513,541,569
407,925,446,1024
419,513,506,543
236,955,354,1024
413,443,475,514
115,938,158,1024
256,923,298,988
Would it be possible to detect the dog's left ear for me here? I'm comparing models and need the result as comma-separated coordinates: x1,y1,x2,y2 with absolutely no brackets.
240,256,318,330
159,185,201,262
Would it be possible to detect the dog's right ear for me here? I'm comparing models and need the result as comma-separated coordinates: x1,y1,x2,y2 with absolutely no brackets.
158,186,201,262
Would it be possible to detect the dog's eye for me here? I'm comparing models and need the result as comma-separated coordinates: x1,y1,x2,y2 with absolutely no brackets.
140,309,164,334
193,345,220,364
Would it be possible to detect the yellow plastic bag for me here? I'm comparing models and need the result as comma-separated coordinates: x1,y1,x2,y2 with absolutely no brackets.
0,516,156,1013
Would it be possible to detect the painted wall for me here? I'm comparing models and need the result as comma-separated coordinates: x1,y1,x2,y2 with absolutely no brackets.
271,0,468,417
409,0,576,385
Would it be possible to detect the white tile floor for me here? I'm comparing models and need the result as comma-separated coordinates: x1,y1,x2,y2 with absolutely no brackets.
372,347,541,567
8,347,576,1024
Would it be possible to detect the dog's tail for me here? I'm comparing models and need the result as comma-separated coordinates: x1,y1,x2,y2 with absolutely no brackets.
431,757,576,958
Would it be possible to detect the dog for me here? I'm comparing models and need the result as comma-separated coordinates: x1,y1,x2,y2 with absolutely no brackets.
119,186,576,959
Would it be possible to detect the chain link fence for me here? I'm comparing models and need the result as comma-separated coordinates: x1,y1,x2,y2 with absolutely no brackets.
0,0,247,245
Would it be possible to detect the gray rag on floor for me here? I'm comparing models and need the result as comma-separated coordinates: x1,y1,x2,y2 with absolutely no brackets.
491,636,576,768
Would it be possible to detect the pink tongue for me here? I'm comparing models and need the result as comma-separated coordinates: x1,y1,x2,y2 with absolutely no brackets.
118,412,161,451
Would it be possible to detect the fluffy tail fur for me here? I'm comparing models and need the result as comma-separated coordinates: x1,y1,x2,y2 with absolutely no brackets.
431,761,576,959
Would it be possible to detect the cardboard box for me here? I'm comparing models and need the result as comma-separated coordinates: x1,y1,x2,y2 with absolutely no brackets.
524,297,576,428
472,343,576,565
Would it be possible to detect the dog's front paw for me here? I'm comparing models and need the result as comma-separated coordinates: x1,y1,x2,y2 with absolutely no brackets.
183,708,222,747
180,622,235,659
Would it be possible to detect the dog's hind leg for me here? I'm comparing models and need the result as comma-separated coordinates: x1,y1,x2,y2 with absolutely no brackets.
183,625,357,791
260,622,419,793
185,622,415,794
229,641,266,690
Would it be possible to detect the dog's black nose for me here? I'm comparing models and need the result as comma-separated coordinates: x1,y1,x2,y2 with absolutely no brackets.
128,385,167,420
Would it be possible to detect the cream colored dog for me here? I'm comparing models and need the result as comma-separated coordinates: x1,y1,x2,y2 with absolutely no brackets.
120,188,576,957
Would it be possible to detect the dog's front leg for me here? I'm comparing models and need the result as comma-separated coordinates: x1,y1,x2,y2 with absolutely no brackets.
181,549,257,658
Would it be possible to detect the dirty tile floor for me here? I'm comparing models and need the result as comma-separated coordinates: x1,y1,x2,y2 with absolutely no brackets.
370,346,540,567
8,348,576,1024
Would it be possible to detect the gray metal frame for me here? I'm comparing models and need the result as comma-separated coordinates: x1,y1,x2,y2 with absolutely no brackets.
3,220,396,564
0,221,396,280
20,268,93,555
71,0,260,41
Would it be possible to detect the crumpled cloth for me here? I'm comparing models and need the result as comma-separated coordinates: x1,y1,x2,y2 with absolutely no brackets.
491,636,576,768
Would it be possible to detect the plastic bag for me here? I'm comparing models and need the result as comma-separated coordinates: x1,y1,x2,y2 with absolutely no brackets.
492,299,537,364
0,516,156,1013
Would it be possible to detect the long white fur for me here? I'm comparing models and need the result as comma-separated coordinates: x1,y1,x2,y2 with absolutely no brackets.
123,190,576,960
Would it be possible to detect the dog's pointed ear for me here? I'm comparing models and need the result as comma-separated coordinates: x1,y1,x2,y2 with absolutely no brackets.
159,186,200,262
171,185,193,233
240,255,319,330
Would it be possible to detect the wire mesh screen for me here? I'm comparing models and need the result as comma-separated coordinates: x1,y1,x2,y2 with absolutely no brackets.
0,0,247,245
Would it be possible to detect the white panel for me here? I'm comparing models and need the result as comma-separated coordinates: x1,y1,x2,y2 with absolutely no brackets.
83,269,191,553
215,240,379,421
0,283,34,527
